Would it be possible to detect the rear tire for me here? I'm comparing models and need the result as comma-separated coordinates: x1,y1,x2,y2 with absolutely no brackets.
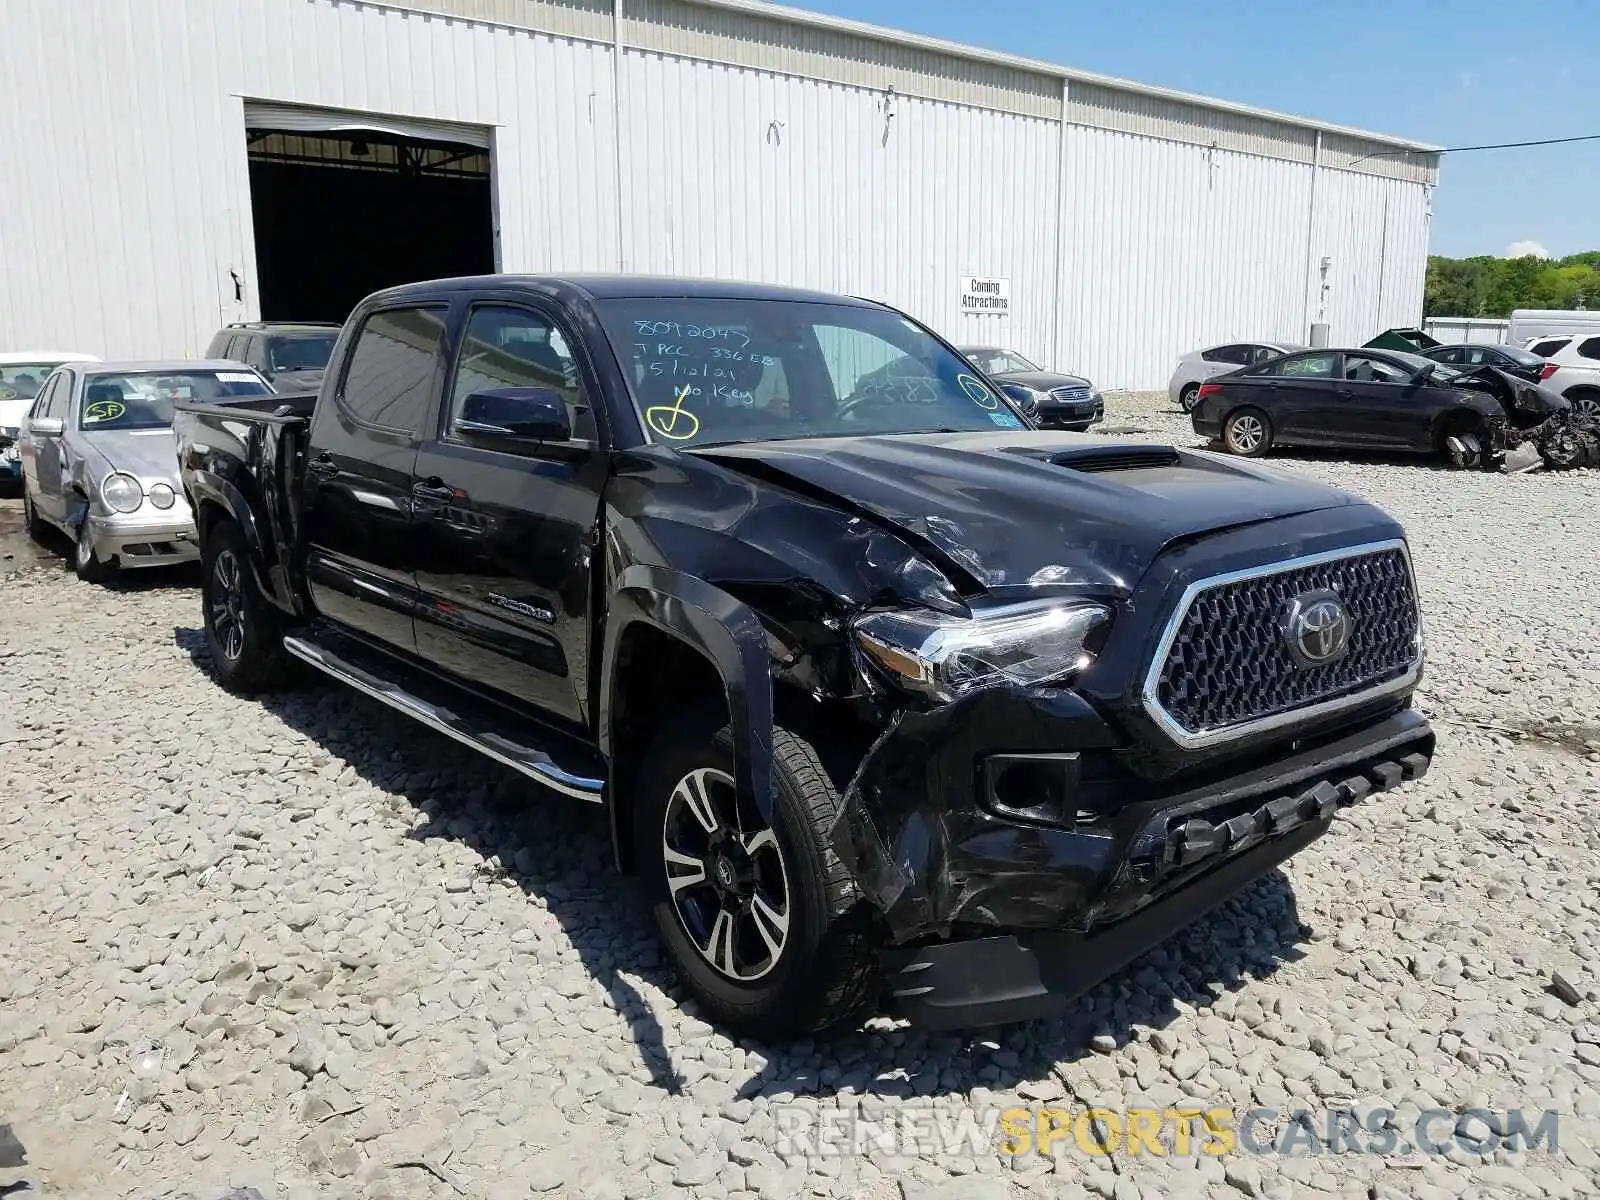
634,704,881,1041
1222,407,1272,457
200,516,294,693
1179,384,1201,412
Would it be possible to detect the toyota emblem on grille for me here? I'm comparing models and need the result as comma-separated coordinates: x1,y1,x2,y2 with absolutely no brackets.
1280,589,1351,668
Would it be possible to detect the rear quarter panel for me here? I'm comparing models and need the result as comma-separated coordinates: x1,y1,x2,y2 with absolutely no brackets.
174,399,311,614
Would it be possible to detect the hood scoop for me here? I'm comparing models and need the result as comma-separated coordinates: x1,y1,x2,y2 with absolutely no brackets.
1046,444,1182,473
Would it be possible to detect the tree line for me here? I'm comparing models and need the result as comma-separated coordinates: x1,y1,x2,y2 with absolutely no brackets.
1424,251,1600,318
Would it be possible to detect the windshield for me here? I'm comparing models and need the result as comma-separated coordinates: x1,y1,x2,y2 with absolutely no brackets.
0,363,66,402
962,348,1039,374
268,334,336,373
594,299,1030,447
78,370,271,431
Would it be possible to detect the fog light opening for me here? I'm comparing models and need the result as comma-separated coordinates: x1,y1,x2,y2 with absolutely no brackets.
983,753,1081,828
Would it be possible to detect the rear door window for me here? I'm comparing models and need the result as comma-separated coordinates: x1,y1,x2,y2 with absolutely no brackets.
1576,337,1600,361
1267,352,1336,378
337,306,448,434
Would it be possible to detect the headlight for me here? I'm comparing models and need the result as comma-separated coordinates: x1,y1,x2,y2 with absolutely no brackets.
852,599,1111,703
101,472,144,513
147,482,176,509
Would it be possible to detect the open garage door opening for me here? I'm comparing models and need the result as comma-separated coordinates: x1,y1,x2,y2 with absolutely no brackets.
245,121,495,325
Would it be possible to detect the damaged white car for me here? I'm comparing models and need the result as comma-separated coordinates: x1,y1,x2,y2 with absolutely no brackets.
18,360,274,582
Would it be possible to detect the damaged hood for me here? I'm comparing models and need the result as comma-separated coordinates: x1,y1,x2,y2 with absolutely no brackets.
77,428,183,486
695,431,1363,595
1454,364,1569,417
987,370,1094,392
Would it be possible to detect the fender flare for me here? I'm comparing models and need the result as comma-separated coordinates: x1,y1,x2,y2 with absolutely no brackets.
183,467,287,610
599,565,776,859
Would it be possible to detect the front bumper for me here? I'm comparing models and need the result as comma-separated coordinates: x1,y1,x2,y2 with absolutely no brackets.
873,711,1431,1028
1036,397,1104,429
86,510,200,568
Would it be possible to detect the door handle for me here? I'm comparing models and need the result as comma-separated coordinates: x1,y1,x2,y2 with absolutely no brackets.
307,454,339,478
412,479,456,502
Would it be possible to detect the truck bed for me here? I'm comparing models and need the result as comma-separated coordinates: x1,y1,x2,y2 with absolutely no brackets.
174,389,318,422
173,391,313,615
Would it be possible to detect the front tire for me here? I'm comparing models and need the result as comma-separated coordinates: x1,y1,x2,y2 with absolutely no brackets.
635,706,880,1041
1222,407,1273,457
200,516,294,693
22,486,48,544
1179,384,1201,412
73,516,115,583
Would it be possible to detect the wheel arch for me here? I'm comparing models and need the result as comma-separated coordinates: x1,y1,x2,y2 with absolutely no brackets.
184,469,289,613
1561,384,1600,411
600,566,778,875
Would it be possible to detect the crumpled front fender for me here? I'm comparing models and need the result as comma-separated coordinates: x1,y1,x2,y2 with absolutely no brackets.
827,685,1122,944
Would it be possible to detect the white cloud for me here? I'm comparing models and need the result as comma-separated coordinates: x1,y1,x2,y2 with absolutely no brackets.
1505,240,1549,259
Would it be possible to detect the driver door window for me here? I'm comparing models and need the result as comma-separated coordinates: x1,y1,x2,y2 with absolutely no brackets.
29,374,61,422
1342,355,1409,385
446,305,596,442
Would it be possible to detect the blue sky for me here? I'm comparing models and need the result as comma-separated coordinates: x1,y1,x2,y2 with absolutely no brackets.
794,0,1599,260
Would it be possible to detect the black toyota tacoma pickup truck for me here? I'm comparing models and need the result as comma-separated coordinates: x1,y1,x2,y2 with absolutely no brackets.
172,274,1434,1039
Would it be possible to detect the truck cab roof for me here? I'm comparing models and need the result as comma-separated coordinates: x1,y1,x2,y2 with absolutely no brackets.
366,273,889,308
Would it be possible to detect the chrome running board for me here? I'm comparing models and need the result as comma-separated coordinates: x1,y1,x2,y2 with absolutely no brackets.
281,633,606,803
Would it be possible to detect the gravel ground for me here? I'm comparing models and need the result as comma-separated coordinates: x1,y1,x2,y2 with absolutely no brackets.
3,393,1600,1200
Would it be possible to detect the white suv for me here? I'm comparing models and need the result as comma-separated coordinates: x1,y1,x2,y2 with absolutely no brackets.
1527,335,1600,420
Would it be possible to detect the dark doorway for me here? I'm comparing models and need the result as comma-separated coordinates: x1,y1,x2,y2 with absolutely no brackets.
246,128,495,325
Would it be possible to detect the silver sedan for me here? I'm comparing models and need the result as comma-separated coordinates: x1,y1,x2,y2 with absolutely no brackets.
1167,340,1306,411
17,360,274,582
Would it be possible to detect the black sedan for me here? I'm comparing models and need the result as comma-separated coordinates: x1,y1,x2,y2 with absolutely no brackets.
958,346,1104,430
1416,341,1549,383
1190,347,1527,468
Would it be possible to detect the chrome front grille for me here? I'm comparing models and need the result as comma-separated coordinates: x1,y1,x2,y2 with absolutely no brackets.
1142,541,1422,748
1049,386,1093,404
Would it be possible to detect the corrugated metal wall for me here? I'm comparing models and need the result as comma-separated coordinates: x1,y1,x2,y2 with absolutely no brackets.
1056,128,1315,388
0,0,619,360
1424,318,1512,345
617,52,1059,359
0,0,1438,390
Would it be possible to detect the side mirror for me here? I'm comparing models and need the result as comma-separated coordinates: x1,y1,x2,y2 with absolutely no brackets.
457,387,572,443
28,416,64,437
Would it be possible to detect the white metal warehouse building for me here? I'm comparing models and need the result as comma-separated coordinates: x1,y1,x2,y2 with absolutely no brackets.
0,0,1442,390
